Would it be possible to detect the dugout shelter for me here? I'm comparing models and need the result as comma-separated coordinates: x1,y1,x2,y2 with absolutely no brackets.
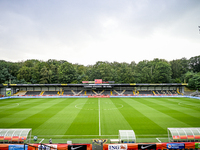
119,130,136,143
0,129,32,143
168,128,200,142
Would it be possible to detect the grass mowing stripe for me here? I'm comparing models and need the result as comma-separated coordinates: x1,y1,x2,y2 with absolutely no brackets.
156,98,200,118
100,98,132,136
111,98,166,136
165,97,200,111
65,98,98,136
137,97,200,127
1,98,69,128
33,98,87,137
0,98,56,118
121,98,189,131
149,97,200,119
0,98,59,128
1,97,199,141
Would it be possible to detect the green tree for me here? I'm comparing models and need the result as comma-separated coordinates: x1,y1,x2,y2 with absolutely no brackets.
17,66,32,82
189,55,200,72
58,62,77,83
183,71,194,83
136,60,153,83
0,68,12,83
89,61,113,81
40,66,50,84
188,73,200,90
153,60,172,83
47,60,59,83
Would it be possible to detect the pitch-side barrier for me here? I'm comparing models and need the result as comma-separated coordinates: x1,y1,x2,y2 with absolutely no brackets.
1,95,200,100
0,142,200,150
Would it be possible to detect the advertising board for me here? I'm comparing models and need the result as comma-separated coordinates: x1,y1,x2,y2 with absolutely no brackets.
167,143,185,149
195,143,200,149
108,144,127,150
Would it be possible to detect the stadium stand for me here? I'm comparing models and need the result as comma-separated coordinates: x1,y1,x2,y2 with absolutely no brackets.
92,90,107,95
1,83,187,97
11,89,182,96
113,90,127,95
154,90,180,95
103,90,111,95
63,90,74,95
123,90,134,95
138,90,153,95
86,90,93,95
71,90,84,95
43,91,59,95
13,91,27,96
25,91,41,95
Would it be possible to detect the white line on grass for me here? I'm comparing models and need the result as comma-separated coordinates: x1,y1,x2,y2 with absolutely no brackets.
39,139,44,143
156,138,161,143
0,103,19,108
37,135,119,137
98,98,101,136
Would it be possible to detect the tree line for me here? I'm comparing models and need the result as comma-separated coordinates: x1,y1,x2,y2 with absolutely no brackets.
0,55,199,90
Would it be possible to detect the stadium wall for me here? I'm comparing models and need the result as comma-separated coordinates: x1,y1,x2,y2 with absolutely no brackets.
1,95,200,100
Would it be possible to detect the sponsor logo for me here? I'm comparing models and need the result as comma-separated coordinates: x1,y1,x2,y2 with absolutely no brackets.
167,143,185,149
68,145,87,150
88,95,110,98
195,143,200,148
138,144,156,150
108,144,127,150
71,146,83,150
93,139,107,145
38,144,57,150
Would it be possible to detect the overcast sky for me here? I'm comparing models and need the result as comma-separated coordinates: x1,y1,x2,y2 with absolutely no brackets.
0,0,199,66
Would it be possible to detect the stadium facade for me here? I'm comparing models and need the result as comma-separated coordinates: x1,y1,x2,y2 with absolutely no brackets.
0,82,187,97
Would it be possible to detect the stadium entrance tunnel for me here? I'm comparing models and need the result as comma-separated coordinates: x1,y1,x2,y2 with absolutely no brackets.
0,128,32,144
167,128,200,142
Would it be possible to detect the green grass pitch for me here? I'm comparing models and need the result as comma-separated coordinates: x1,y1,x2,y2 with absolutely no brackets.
0,97,200,143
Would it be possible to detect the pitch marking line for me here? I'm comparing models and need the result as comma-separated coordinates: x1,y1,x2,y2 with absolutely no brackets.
38,135,118,137
39,139,44,143
156,138,161,143
0,103,19,108
98,98,101,136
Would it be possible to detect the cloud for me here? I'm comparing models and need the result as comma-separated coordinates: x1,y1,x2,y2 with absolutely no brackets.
0,0,200,65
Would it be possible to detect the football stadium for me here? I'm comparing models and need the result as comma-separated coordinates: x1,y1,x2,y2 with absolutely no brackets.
0,80,200,150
